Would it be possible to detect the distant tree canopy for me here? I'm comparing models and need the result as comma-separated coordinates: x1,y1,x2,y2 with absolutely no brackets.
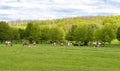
9,28,20,40
0,16,120,44
117,27,120,41
0,21,10,41
24,23,41,43
49,27,64,41
0,21,20,42
95,23,116,44
66,25,77,41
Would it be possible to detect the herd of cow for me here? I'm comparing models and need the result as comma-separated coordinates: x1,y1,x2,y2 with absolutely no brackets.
4,40,102,48
5,41,36,47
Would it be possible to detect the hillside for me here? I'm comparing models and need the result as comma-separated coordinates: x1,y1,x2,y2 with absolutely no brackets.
7,16,120,26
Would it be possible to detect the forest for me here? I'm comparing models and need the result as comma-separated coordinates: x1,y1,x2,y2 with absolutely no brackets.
0,16,120,45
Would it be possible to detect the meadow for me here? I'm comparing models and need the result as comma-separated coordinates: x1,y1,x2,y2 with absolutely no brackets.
0,44,120,71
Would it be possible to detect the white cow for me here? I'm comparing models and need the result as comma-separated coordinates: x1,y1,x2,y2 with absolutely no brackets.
68,42,72,46
5,41,12,46
93,42,101,48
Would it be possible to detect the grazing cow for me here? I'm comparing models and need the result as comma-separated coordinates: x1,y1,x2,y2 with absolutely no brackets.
93,42,101,48
52,42,56,46
68,42,72,46
60,42,64,47
5,41,12,46
23,41,29,47
33,41,36,47
51,41,56,46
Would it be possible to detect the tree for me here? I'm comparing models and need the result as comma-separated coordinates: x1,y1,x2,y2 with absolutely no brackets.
74,23,90,45
30,24,41,43
49,27,64,41
74,24,87,42
116,27,120,41
18,28,25,39
24,23,33,40
0,21,10,42
66,25,77,41
40,27,51,42
76,23,95,45
95,23,115,44
84,24,95,45
9,28,20,41
25,23,40,43
66,23,95,45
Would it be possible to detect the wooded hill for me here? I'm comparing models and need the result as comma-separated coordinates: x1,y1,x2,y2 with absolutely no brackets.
0,16,120,45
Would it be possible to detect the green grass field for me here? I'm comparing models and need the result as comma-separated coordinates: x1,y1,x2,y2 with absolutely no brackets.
0,44,120,71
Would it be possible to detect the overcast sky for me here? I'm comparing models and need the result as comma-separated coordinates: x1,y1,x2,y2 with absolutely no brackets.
0,0,120,21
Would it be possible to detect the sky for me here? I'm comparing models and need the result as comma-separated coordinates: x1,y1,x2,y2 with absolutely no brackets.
0,0,120,21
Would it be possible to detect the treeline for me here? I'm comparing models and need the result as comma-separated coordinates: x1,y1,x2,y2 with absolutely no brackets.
0,21,20,43
0,16,120,45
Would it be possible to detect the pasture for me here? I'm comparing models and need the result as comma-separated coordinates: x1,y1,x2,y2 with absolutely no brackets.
0,44,120,71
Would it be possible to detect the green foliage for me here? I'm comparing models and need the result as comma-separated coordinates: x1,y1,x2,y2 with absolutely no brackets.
0,21,10,41
9,28,20,40
111,39,120,44
49,27,64,41
40,27,50,41
30,24,41,42
95,23,115,43
116,27,120,41
66,25,77,41
25,23,40,43
86,24,96,41
66,22,94,45
2,16,120,44
0,21,20,42
18,28,25,39
24,23,33,38
74,24,88,42
94,28,102,41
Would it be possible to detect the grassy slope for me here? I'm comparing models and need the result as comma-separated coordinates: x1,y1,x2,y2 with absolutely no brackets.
0,44,120,71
